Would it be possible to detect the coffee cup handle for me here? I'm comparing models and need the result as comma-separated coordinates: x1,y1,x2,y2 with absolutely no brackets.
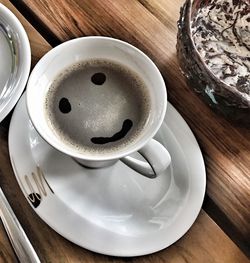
121,139,171,178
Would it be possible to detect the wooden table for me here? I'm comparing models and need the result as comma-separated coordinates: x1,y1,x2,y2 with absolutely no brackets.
0,0,249,262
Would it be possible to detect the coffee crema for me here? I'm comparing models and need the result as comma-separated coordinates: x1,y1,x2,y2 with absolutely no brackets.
44,59,151,154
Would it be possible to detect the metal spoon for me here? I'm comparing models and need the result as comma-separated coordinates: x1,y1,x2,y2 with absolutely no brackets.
0,187,40,263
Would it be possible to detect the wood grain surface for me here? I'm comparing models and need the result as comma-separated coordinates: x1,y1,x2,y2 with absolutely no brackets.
0,221,18,263
10,0,250,247
0,114,249,262
0,0,249,262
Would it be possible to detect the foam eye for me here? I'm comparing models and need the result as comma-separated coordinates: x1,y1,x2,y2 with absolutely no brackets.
59,97,71,113
91,72,106,85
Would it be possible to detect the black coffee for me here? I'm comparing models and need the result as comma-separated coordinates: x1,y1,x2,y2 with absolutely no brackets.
45,59,151,154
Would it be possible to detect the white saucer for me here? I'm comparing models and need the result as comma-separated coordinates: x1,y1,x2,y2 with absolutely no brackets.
0,4,30,122
9,94,206,256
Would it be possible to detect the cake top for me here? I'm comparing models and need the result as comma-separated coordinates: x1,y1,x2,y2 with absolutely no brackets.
191,0,250,99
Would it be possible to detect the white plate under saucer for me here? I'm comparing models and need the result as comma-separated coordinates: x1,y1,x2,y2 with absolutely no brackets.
9,94,206,257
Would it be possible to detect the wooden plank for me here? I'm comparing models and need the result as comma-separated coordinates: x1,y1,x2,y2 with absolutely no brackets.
0,0,248,262
0,222,18,263
0,136,249,263
0,0,49,261
4,116,248,261
15,0,250,244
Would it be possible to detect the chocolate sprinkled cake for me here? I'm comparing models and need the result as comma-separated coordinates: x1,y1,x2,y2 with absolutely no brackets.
177,0,250,126
191,0,250,99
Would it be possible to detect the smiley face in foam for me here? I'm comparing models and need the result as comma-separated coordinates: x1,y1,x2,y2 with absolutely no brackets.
45,59,151,154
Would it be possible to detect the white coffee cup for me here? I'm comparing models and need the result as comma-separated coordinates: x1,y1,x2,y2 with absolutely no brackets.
26,36,171,178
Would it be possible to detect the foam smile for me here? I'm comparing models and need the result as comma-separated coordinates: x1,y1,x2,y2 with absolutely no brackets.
91,119,133,144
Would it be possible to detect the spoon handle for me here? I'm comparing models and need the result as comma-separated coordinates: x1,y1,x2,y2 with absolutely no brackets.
0,187,40,263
